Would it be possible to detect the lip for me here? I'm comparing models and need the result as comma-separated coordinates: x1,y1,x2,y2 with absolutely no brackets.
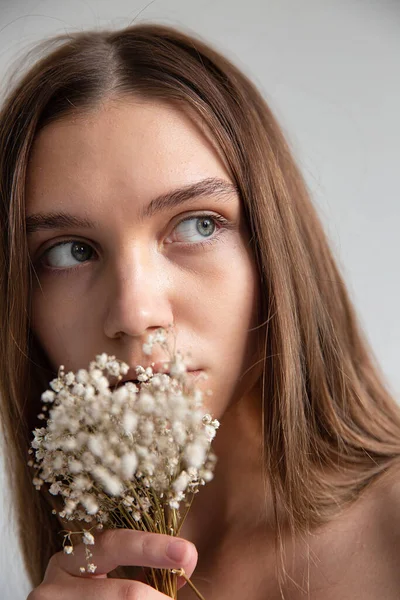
114,379,140,389
187,369,203,378
112,367,203,388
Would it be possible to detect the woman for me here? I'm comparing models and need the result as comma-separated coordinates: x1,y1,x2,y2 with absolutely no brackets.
0,23,399,600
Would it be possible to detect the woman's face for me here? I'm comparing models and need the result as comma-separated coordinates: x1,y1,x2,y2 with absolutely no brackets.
25,97,260,418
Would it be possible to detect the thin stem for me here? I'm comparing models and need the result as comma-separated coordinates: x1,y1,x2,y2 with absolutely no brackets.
171,568,206,600
127,484,154,531
152,489,166,533
175,491,196,536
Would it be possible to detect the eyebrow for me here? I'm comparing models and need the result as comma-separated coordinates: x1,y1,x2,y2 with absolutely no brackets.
25,177,238,235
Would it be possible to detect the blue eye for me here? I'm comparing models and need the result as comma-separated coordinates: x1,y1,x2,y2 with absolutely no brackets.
37,213,231,274
41,241,94,269
168,216,217,243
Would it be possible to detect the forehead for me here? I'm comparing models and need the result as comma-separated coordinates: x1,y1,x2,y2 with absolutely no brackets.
25,98,232,211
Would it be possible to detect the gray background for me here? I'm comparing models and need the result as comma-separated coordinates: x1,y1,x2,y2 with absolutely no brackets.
0,0,399,597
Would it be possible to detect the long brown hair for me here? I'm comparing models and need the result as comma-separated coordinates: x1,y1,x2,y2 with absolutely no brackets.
1,22,399,594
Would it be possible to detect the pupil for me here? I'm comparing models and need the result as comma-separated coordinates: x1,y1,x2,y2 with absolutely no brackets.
196,218,215,237
71,242,92,262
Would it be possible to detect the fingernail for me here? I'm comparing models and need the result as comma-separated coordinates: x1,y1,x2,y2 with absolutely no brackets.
166,540,188,562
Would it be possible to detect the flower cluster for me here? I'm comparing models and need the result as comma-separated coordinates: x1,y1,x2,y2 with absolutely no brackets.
61,530,97,573
30,328,219,556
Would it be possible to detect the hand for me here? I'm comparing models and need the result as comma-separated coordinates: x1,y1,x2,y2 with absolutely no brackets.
27,529,198,599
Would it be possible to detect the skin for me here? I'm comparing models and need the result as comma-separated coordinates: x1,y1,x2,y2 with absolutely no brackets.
25,98,400,599
26,97,260,416
25,97,266,597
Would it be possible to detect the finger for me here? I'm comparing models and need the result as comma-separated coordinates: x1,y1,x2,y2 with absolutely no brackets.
46,529,197,581
31,578,177,599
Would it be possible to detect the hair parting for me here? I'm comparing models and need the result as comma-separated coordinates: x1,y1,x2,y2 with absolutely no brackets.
0,22,399,597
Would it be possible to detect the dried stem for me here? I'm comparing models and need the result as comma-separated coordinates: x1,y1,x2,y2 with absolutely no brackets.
171,568,206,600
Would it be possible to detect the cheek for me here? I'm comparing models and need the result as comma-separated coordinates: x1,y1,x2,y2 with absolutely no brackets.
188,242,260,369
29,280,89,370
202,244,258,329
28,237,260,378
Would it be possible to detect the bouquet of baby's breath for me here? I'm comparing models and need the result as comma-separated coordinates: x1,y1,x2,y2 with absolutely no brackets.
29,328,219,599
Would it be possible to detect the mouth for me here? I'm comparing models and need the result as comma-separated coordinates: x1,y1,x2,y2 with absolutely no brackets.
187,369,203,378
114,369,203,389
114,379,141,389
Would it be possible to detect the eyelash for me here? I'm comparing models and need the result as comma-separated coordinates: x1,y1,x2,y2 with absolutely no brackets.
35,213,233,277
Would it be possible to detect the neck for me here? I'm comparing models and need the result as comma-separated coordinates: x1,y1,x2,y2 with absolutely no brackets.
179,381,272,552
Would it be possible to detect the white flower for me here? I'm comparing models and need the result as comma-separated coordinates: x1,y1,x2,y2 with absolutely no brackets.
96,375,110,393
62,437,77,451
184,442,206,469
103,450,118,469
204,424,217,441
139,421,154,437
154,328,168,345
72,475,92,491
112,386,129,404
170,355,187,378
31,328,218,533
90,368,103,382
142,342,153,355
82,531,95,545
50,379,63,392
95,353,108,369
120,452,138,480
139,497,151,511
201,469,214,482
108,432,120,446
69,460,83,474
81,495,99,515
81,452,96,470
75,369,90,384
171,421,187,445
193,389,203,407
124,381,139,393
136,392,155,414
122,410,138,434
92,466,123,496
64,372,75,386
63,546,74,554
87,563,97,573
172,470,191,493
88,435,104,457
49,482,63,495
75,431,88,449
84,385,96,401
52,455,64,470
41,390,56,403
122,495,134,507
71,383,85,397
65,499,78,515
135,445,150,459
120,363,130,375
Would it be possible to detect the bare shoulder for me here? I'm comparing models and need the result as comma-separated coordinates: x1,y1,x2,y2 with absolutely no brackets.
361,460,400,595
372,459,400,539
301,461,400,600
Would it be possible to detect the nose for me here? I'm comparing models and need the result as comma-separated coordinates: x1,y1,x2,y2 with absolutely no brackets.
103,245,174,340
